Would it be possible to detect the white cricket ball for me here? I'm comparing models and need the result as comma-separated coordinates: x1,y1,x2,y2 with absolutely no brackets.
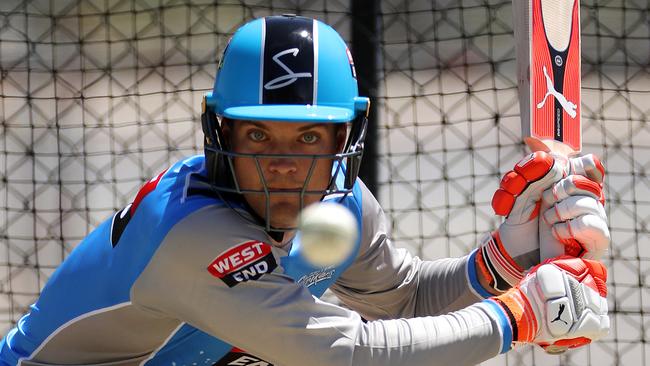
298,202,358,268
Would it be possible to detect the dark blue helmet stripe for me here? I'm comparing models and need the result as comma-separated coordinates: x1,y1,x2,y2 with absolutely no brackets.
262,16,315,106
258,18,266,105
312,19,318,104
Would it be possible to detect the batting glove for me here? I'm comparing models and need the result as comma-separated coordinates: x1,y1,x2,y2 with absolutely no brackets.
474,152,606,293
482,257,609,354
540,175,609,260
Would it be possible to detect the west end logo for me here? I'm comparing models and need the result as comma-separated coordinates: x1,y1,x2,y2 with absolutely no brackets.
264,48,312,90
207,241,278,287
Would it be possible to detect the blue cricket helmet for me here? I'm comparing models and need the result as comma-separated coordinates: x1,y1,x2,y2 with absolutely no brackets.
200,15,369,232
205,14,369,122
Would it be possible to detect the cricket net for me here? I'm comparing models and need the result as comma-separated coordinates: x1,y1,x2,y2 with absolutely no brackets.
0,1,647,365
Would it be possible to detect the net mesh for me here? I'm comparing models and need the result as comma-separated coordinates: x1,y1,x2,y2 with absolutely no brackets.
378,1,649,365
0,1,648,365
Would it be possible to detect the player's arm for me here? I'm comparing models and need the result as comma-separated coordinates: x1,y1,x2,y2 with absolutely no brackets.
131,204,506,366
330,180,489,318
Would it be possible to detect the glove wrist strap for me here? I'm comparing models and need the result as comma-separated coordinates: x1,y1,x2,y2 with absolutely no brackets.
476,232,525,292
491,289,538,344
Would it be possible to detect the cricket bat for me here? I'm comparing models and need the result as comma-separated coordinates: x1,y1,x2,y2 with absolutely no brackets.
513,0,582,262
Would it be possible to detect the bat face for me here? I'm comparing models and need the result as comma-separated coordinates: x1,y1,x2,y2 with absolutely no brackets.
515,0,582,156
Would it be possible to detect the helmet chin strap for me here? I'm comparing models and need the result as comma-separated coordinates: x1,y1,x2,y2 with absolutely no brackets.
343,114,368,189
266,230,287,244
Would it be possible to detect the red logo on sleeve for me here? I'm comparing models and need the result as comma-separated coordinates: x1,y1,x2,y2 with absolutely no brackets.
110,168,168,247
207,241,277,287
213,347,273,366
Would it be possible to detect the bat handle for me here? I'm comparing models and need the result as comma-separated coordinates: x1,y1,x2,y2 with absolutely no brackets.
524,137,552,153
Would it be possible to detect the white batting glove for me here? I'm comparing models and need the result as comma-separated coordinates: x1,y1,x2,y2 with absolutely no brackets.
474,152,606,292
540,175,609,260
482,257,609,354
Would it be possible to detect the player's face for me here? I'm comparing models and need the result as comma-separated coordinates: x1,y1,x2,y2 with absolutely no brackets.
224,120,346,229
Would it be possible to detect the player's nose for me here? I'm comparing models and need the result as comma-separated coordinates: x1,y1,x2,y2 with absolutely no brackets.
268,157,298,175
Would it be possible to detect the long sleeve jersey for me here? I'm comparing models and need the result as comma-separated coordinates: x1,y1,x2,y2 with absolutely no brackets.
0,155,507,366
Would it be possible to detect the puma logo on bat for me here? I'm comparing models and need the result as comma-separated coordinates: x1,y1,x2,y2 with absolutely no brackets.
536,66,577,119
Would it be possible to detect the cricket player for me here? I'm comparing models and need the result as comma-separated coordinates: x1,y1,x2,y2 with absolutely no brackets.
0,15,610,366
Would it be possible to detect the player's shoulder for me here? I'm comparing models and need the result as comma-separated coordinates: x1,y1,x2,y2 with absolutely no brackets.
164,203,264,250
126,155,222,224
335,177,379,212
137,154,270,264
130,201,278,307
160,155,267,243
109,154,236,253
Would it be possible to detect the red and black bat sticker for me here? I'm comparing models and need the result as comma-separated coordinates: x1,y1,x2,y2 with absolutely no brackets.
207,241,277,287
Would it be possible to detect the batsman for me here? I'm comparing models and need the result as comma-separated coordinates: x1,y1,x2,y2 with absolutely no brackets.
1,13,609,366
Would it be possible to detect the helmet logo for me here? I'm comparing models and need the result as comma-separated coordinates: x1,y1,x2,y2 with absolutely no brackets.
346,47,357,79
263,48,313,90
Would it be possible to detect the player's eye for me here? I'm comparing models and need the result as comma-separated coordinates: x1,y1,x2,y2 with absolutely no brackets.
300,132,319,144
248,130,267,142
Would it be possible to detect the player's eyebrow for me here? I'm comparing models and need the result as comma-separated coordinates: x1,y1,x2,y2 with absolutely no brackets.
297,123,329,132
239,120,330,132
238,120,271,131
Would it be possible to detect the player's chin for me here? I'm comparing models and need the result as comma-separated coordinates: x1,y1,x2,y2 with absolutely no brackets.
268,200,301,229
268,193,323,228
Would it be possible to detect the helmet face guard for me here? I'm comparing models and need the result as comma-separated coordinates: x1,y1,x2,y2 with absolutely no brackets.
201,104,367,232
201,15,369,232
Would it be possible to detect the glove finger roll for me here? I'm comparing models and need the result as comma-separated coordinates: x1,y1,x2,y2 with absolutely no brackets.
551,215,610,259
570,154,606,184
543,195,607,225
543,175,603,207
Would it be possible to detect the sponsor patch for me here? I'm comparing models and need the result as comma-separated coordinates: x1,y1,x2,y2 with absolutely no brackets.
207,241,277,287
213,347,274,366
297,267,335,288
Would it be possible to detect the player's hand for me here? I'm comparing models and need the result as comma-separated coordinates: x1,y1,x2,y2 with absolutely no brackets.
484,257,609,354
475,152,606,292
540,175,610,260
